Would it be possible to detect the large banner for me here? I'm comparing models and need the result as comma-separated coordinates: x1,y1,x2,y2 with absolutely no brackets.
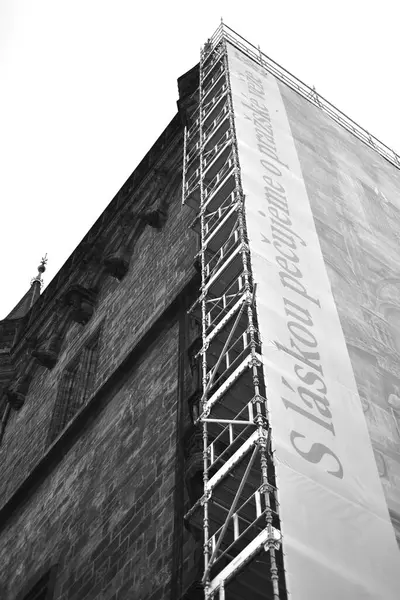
226,42,400,599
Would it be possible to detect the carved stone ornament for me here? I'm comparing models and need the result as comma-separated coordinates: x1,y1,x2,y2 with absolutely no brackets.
103,245,130,281
183,424,204,505
64,285,96,325
183,425,203,471
120,210,138,231
139,207,167,229
32,332,61,369
188,390,201,423
6,389,25,410
78,240,106,269
188,336,203,401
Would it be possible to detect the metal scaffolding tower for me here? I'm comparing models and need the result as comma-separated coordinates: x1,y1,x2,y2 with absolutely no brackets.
182,26,287,600
181,20,400,600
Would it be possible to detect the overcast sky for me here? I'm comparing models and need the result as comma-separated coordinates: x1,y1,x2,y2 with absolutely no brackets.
1,0,399,318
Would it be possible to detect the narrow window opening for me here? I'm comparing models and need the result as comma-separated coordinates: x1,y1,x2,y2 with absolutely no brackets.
46,326,102,445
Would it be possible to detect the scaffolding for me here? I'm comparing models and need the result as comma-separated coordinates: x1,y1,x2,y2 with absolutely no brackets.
182,27,286,600
185,24,400,173
181,22,400,600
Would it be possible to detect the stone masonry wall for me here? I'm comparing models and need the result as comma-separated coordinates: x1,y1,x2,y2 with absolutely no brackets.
0,317,180,600
0,109,201,600
0,161,198,510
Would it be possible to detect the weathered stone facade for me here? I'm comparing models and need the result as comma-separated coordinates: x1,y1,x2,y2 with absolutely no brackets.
0,65,203,600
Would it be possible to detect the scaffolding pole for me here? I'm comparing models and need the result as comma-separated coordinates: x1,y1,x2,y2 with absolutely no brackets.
183,26,286,600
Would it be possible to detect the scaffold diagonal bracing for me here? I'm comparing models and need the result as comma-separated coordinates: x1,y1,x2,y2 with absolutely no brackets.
182,26,288,600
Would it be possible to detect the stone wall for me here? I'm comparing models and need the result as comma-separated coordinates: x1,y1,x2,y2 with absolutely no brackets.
0,114,200,598
0,317,179,600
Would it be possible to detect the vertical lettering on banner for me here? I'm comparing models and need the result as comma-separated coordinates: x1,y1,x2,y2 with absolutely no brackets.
226,41,400,599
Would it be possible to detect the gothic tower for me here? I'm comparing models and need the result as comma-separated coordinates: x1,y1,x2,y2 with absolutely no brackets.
1,23,400,600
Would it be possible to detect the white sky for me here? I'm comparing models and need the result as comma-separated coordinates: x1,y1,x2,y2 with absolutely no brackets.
1,0,399,318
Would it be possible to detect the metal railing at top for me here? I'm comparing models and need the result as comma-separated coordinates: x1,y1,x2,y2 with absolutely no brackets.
203,22,400,171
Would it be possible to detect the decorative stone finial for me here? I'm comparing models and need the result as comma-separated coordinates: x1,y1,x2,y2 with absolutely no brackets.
30,254,48,287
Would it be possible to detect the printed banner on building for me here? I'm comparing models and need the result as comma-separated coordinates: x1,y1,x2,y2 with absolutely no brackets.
226,41,400,599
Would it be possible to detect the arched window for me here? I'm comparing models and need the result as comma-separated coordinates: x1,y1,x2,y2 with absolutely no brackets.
46,326,101,445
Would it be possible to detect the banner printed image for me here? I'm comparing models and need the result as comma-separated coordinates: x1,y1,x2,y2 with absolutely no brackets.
227,41,400,599
280,85,400,542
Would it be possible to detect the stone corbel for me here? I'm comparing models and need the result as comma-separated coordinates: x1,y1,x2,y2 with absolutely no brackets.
6,388,25,411
5,361,35,411
103,245,130,281
140,171,170,230
103,211,143,280
64,285,97,325
153,168,169,188
187,335,202,400
183,424,204,506
188,390,201,423
79,240,106,270
77,240,107,291
139,207,168,229
32,331,62,369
